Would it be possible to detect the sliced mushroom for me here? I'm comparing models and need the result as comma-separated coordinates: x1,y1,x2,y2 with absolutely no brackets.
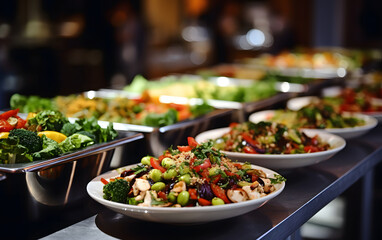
132,178,151,196
172,181,186,193
138,190,152,207
242,185,261,200
124,174,136,182
134,191,146,201
260,178,275,193
227,189,249,203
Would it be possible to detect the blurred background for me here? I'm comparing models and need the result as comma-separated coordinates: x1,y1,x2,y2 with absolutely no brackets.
0,0,381,109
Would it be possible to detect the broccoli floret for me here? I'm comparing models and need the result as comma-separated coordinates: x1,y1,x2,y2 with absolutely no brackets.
103,179,130,203
8,129,42,153
32,135,62,160
61,122,81,136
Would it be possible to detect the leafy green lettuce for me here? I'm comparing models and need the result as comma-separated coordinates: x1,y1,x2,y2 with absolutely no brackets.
59,133,94,153
61,117,117,143
0,137,33,164
32,135,62,160
28,110,68,131
143,109,178,127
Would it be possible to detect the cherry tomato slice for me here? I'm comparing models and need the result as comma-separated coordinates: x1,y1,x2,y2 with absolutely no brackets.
158,191,167,200
188,188,198,200
193,159,211,173
177,146,192,152
187,137,199,148
211,183,230,204
243,146,257,154
150,157,166,173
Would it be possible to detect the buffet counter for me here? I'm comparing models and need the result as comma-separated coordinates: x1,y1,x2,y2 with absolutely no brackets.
41,123,382,240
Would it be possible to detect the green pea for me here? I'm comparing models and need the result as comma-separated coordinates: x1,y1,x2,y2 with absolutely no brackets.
148,169,162,182
211,197,225,205
178,174,191,185
151,182,166,191
161,157,175,169
177,191,190,206
141,156,152,166
168,192,177,203
163,169,178,180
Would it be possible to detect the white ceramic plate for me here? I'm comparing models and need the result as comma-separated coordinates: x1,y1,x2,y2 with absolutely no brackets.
195,128,345,169
249,109,378,139
87,164,285,224
287,96,382,122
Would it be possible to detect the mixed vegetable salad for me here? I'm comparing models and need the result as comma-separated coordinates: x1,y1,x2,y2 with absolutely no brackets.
272,103,366,129
10,93,213,127
0,109,117,164
212,122,330,154
323,87,382,113
101,137,285,207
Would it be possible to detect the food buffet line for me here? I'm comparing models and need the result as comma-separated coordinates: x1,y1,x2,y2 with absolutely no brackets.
1,50,381,239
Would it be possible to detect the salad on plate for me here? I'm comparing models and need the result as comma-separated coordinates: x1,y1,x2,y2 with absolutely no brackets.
211,122,330,154
100,137,286,207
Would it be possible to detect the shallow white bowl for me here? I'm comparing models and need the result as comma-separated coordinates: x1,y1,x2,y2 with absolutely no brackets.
287,96,382,122
195,128,345,169
249,109,378,139
87,164,285,224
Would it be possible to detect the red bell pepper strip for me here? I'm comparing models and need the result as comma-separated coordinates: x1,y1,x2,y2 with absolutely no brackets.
15,117,26,129
198,198,212,206
0,119,14,132
100,178,109,185
0,109,19,120
241,133,258,147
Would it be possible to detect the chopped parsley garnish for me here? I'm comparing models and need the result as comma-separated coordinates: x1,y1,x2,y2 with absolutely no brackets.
131,165,147,175
269,174,286,184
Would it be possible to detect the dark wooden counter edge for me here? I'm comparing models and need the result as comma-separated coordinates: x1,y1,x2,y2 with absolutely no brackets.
260,147,382,239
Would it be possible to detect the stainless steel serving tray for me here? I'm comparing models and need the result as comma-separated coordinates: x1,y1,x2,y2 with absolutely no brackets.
0,131,144,238
96,108,234,157
99,73,298,122
0,131,143,173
